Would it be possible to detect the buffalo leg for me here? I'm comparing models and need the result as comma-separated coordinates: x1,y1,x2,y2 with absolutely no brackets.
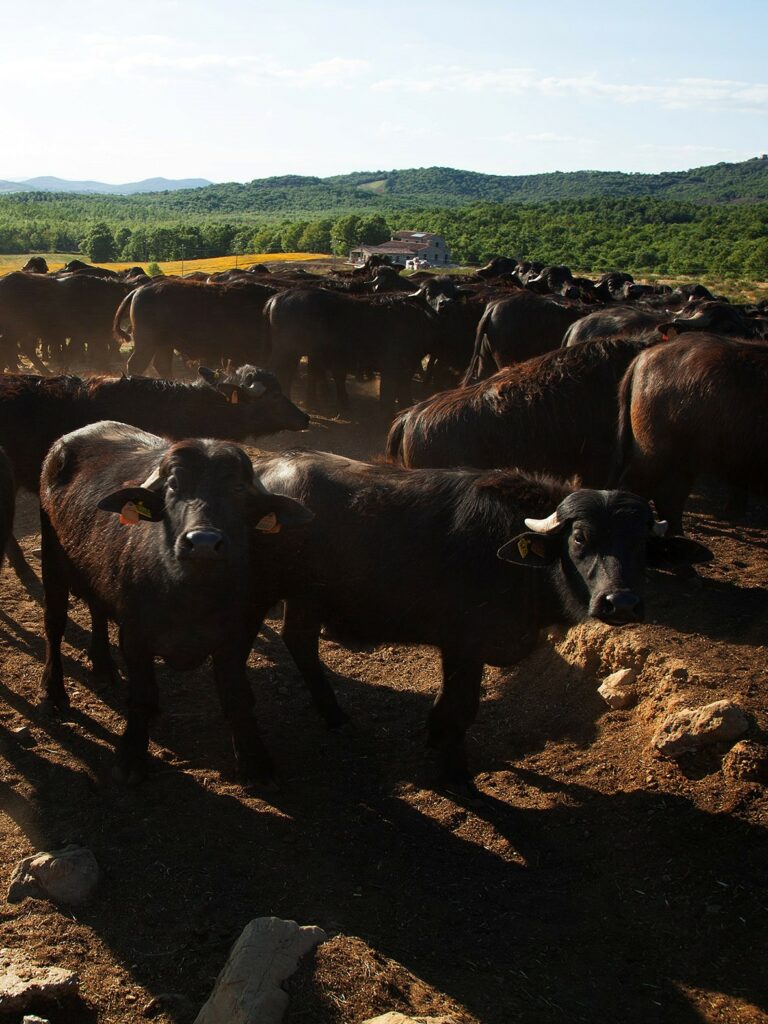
152,346,174,380
126,334,157,376
282,602,347,727
330,362,349,413
5,534,36,584
115,642,158,783
39,510,70,711
212,635,275,783
88,603,118,681
428,650,484,782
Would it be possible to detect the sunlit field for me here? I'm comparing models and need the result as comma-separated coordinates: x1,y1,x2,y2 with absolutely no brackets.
0,252,333,274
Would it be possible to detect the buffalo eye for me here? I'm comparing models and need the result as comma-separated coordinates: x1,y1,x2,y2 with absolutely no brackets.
166,475,179,493
572,528,586,547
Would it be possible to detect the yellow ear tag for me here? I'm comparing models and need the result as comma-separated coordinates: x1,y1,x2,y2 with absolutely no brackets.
517,536,529,559
255,512,281,534
230,390,239,404
119,502,140,526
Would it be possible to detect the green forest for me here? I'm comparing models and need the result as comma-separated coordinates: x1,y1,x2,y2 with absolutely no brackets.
1,158,767,277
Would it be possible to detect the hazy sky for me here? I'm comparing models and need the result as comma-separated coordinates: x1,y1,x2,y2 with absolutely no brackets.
2,0,766,182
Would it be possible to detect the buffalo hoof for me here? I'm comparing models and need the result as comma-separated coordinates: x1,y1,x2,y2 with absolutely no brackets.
39,695,69,717
233,752,276,789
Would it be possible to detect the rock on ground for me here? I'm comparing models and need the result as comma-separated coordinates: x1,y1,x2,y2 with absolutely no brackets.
652,700,748,758
7,845,99,906
194,917,326,1024
0,949,78,1013
597,668,637,709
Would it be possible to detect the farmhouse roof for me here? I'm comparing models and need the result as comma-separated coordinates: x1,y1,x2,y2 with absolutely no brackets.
356,240,430,256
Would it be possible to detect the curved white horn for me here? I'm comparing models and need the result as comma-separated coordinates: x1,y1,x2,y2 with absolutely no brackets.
251,382,267,397
140,466,164,491
652,519,669,537
524,511,561,534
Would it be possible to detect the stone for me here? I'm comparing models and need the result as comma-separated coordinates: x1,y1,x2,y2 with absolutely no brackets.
194,917,326,1024
7,845,99,905
23,1017,52,1024
597,668,636,709
0,949,78,1013
722,741,768,783
361,1015,457,1024
652,700,748,758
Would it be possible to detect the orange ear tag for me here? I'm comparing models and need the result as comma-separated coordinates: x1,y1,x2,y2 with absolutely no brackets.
255,512,281,534
119,502,140,526
230,390,239,404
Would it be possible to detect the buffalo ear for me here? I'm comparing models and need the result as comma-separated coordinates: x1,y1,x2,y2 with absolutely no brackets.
646,535,713,567
198,366,219,385
97,486,165,523
253,493,314,534
498,532,560,568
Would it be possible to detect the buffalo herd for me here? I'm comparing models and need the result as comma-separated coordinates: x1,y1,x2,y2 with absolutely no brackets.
0,252,764,787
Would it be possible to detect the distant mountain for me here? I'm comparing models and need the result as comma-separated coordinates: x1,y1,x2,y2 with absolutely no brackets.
0,176,212,194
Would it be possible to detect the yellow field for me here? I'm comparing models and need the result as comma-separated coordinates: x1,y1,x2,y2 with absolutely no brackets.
0,252,333,274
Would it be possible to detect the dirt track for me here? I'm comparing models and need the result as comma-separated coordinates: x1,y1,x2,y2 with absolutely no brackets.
0,382,766,1024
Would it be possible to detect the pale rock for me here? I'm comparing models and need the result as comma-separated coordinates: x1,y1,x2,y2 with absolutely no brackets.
7,845,99,905
597,668,636,709
652,700,748,757
23,1017,52,1024
0,949,78,1013
194,917,326,1024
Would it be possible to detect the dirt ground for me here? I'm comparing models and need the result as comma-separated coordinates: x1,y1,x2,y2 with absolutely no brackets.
0,379,766,1024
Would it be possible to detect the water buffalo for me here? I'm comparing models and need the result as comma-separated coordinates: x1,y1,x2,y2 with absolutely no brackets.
563,305,671,347
22,257,49,274
461,291,587,384
0,271,137,372
253,450,709,784
39,422,312,783
615,334,768,532
116,277,277,377
264,288,445,413
657,301,766,340
388,338,652,483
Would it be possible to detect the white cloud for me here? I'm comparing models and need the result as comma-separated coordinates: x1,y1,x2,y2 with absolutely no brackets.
0,40,369,89
372,66,768,112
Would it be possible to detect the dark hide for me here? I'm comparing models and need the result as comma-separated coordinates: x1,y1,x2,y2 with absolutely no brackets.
39,422,310,782
388,337,653,484
120,277,277,377
616,334,768,532
253,450,705,782
461,291,588,385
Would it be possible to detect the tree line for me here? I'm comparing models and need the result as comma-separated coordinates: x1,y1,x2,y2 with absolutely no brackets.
0,197,766,278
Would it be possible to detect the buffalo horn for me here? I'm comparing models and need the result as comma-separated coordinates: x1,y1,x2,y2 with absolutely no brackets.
524,511,561,534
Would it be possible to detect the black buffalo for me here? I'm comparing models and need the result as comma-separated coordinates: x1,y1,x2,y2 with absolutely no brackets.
253,450,709,783
39,423,312,782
